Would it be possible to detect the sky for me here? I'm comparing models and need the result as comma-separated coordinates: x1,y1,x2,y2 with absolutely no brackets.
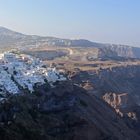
0,0,140,47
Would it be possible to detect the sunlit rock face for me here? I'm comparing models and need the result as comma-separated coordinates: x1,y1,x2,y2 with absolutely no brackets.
103,93,129,109
102,93,136,118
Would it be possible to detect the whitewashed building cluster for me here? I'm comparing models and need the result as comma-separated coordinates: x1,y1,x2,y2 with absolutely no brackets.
0,52,66,94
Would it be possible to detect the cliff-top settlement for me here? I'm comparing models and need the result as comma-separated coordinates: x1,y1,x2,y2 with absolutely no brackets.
0,52,66,95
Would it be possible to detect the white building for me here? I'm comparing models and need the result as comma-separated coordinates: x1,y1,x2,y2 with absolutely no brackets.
0,52,66,94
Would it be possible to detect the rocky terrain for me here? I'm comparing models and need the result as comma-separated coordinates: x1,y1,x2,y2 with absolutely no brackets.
65,62,140,138
0,52,140,139
1,27,140,140
1,80,140,140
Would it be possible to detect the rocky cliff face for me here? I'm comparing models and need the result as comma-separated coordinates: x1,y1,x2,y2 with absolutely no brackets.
104,45,135,58
69,64,140,102
104,45,140,59
0,81,140,140
68,64,140,137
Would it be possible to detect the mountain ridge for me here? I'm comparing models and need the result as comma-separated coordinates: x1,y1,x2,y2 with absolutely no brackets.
0,26,140,58
0,26,135,48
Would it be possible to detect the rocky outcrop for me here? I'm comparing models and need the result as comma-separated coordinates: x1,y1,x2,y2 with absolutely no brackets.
103,93,128,109
102,93,137,118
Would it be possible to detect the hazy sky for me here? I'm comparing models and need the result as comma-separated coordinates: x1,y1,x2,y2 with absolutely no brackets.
0,0,140,47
